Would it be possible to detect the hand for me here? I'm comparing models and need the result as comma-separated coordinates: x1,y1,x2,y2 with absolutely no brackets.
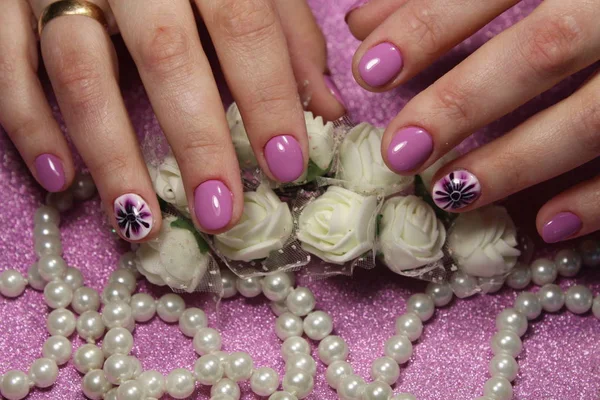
347,0,600,243
0,0,345,242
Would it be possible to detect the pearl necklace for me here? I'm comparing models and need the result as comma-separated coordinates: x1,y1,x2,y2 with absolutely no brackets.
0,201,599,400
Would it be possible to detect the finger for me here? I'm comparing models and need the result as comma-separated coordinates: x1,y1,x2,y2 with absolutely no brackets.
346,0,408,41
38,1,160,241
32,0,120,35
0,0,73,192
352,0,519,89
381,0,600,175
275,0,346,120
197,0,308,183
108,0,244,232
429,69,600,213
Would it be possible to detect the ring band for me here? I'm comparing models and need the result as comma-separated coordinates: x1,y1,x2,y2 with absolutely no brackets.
38,0,108,36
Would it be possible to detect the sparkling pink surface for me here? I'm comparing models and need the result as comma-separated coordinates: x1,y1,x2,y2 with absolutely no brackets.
1,1,600,399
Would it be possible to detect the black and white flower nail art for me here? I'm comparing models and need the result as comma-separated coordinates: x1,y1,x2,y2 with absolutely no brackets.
432,170,481,210
114,194,153,240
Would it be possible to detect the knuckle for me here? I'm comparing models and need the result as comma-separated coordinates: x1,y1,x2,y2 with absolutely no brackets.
6,117,41,142
431,82,473,125
88,152,129,183
138,24,193,79
241,79,293,117
575,97,600,154
180,133,229,165
52,49,105,111
404,5,442,55
215,0,278,45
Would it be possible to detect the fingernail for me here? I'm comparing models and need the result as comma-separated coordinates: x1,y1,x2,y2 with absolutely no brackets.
114,193,154,241
542,212,582,243
346,0,369,16
264,135,304,182
35,154,65,192
432,170,481,210
358,42,403,87
324,75,346,108
194,180,233,231
387,126,433,172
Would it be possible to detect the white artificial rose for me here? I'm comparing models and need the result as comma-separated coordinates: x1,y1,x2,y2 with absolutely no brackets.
226,102,258,168
135,216,209,292
379,195,446,272
304,111,335,171
419,149,460,190
298,186,378,264
214,183,293,262
338,123,412,194
448,206,521,278
147,153,189,217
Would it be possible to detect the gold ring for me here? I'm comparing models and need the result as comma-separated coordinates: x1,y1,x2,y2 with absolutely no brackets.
38,0,108,36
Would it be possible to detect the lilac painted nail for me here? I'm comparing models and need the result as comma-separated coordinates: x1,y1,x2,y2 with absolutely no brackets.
432,170,481,210
264,135,304,183
114,193,153,241
358,42,403,87
194,180,233,231
34,154,65,192
324,75,346,108
542,212,582,243
387,126,433,172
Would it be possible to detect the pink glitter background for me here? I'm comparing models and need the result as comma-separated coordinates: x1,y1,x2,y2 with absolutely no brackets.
1,0,600,399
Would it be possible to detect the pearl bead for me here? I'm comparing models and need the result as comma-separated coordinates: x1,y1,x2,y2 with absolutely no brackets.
593,296,600,319
555,249,582,277
211,395,237,400
449,271,478,298
128,356,142,379
483,376,513,400
0,270,26,298
193,327,222,355
71,286,101,314
118,252,140,278
565,285,593,314
531,258,557,286
337,374,365,400
514,292,542,320
250,367,279,397
262,272,293,302
425,282,453,307
27,263,46,291
286,353,317,376
102,283,131,304
282,336,310,362
37,255,67,282
269,392,298,400
479,276,505,294
157,293,185,323
194,354,224,385
76,310,105,342
220,269,238,299
370,356,400,385
406,293,435,321
130,293,156,322
82,369,113,400
506,263,531,290
325,360,353,389
491,330,522,358
45,190,73,212
285,287,316,317
303,311,333,341
34,221,61,239
318,335,348,366
282,368,314,399
72,173,96,200
271,301,289,316
73,344,104,374
489,353,519,382
275,312,304,340
42,335,72,365
213,351,229,363
236,276,262,298
383,334,413,364
34,205,60,226
116,380,146,400
138,370,165,399
103,354,134,384
44,280,73,309
102,327,133,356
47,308,76,336
108,269,137,294
102,301,134,331
361,381,393,400
224,352,253,382
35,235,63,257
29,358,58,388
394,312,423,342
538,284,565,312
104,388,118,400
495,308,527,337
62,267,84,290
580,239,600,267
0,370,29,400
179,307,207,337
211,378,240,400
391,394,417,400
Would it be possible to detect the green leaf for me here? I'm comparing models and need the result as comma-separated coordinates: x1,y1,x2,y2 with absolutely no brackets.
304,159,329,183
376,214,383,236
170,217,210,254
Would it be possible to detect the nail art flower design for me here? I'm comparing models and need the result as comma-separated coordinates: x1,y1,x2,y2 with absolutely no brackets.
432,170,481,210
114,194,153,240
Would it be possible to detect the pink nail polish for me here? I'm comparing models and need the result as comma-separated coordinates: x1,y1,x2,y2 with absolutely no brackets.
114,193,154,241
35,154,65,192
432,170,481,211
264,135,304,183
194,180,233,231
542,212,582,243
324,76,346,108
387,127,433,172
358,42,403,87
